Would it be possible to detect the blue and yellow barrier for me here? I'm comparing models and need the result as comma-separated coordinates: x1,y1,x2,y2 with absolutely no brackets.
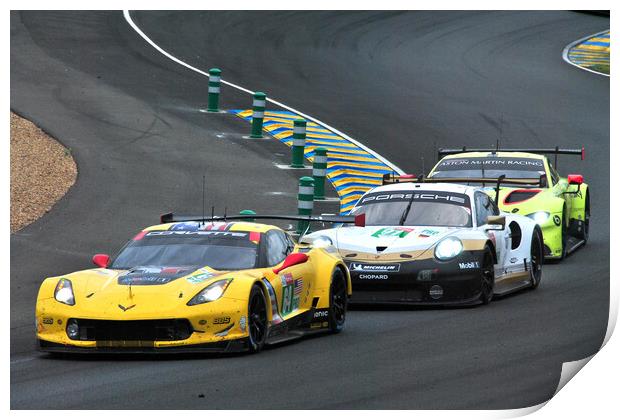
566,31,610,74
230,109,398,214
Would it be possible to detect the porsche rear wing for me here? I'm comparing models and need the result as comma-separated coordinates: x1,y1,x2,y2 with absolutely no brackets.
437,146,585,168
160,212,366,227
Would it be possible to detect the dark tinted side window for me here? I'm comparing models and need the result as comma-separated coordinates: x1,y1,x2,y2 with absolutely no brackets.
475,192,495,226
265,230,292,267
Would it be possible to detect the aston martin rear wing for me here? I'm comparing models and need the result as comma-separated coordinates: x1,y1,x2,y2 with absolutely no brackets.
160,212,366,227
437,146,585,166
382,173,544,187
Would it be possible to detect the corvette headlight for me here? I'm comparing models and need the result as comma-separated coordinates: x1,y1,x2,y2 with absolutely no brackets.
187,279,232,306
434,237,463,261
54,278,75,306
312,236,333,248
527,211,550,225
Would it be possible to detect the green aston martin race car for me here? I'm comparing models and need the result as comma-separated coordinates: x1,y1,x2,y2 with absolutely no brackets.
427,148,589,259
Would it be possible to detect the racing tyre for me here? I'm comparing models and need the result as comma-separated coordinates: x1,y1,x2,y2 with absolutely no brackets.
480,247,494,305
247,284,268,353
530,228,543,289
328,267,347,333
577,191,590,243
559,208,568,260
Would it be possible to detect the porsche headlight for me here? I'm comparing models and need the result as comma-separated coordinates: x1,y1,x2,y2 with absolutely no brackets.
187,279,232,306
54,278,75,306
434,237,463,261
527,211,550,225
312,235,333,248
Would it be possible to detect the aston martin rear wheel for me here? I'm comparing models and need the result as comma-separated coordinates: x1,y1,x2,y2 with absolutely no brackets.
558,209,568,261
328,267,347,333
480,248,494,305
530,229,543,289
247,284,268,353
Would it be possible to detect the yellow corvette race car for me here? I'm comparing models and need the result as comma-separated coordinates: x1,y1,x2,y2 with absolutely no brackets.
36,214,357,354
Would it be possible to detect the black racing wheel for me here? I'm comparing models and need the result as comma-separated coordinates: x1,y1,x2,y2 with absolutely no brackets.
247,284,268,353
530,228,543,289
328,267,347,333
480,247,495,305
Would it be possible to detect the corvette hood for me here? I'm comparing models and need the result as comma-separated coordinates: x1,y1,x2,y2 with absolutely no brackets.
58,266,231,317
330,225,462,260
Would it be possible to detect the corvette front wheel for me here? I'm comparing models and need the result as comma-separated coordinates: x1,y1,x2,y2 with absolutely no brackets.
247,284,268,353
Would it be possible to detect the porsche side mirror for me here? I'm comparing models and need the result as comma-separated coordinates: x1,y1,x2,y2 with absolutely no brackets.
273,253,309,274
567,174,584,185
483,215,505,230
92,254,110,268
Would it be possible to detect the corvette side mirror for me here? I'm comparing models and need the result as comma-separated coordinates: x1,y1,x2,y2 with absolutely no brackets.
273,253,309,274
92,254,110,268
483,215,505,230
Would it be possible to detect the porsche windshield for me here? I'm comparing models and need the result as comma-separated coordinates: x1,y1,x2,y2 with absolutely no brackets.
350,190,472,227
111,229,259,270
431,157,546,180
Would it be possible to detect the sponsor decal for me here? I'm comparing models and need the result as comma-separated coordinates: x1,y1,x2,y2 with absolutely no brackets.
350,263,400,272
118,266,193,286
311,322,323,329
419,228,440,238
436,158,544,170
118,304,136,312
512,208,520,213
213,316,231,325
198,319,207,325
509,257,518,263
553,215,561,226
186,270,216,284
313,310,329,321
371,227,414,239
145,230,247,238
458,261,480,269
361,191,468,206
359,274,389,280
42,317,54,325
429,285,443,299
239,316,247,332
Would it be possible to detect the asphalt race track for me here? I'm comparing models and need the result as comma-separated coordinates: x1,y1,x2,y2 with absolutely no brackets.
10,11,609,409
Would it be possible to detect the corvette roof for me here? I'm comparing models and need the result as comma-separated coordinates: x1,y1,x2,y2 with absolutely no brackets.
141,221,279,233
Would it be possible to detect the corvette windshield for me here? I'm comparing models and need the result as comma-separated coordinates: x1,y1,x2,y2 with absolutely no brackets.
350,190,472,227
431,157,546,181
111,230,259,271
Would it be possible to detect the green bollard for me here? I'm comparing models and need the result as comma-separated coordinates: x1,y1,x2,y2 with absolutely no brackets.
250,92,266,138
312,146,328,199
291,119,307,168
297,176,314,234
239,209,256,222
207,68,221,112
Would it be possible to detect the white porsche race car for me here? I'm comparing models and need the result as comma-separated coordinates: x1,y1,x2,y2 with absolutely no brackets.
304,177,544,305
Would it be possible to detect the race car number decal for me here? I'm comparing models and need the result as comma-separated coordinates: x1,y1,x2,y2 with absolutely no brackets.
280,273,303,316
371,227,414,239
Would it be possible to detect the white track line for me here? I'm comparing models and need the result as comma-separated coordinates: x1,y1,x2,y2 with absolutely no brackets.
122,10,404,174
561,29,610,78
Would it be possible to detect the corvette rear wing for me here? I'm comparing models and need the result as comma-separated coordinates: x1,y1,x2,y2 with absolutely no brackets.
160,212,366,227
437,146,585,168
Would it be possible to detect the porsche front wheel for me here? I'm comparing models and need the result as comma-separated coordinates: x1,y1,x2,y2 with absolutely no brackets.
480,248,495,305
328,267,347,333
247,284,268,353
530,229,543,289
